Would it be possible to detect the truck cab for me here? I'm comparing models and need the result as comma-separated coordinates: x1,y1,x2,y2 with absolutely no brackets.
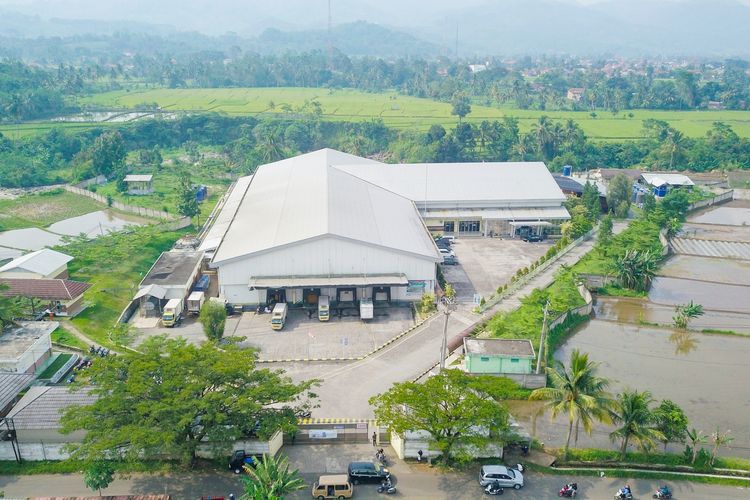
162,298,183,327
318,295,330,322
271,302,288,330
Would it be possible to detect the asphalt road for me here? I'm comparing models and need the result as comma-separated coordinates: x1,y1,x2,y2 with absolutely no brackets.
2,469,748,499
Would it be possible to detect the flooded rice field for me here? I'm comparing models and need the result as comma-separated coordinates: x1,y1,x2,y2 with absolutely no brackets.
0,210,143,250
47,210,142,237
690,206,750,225
548,320,750,457
541,201,750,456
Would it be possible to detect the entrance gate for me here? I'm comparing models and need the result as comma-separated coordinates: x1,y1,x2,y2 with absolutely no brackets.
287,418,389,446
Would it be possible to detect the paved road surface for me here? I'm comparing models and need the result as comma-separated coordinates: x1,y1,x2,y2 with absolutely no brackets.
1,469,747,499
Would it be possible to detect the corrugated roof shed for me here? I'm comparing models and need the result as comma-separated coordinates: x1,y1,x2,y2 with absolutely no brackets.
123,174,153,182
7,386,97,430
0,372,34,413
0,249,73,276
212,149,440,264
140,251,203,288
464,338,535,358
0,321,57,359
641,173,695,187
0,278,90,300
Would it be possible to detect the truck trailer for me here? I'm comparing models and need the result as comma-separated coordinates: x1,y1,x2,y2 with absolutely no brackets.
187,291,205,315
162,298,184,327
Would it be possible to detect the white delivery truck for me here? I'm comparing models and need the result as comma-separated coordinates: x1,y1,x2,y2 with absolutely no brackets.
271,302,288,330
318,295,330,322
360,298,374,321
187,291,205,315
162,298,184,327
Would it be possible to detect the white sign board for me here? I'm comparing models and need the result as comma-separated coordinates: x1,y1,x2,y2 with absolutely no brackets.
309,429,338,439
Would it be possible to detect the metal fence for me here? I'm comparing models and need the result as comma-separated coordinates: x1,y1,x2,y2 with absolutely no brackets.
64,185,176,220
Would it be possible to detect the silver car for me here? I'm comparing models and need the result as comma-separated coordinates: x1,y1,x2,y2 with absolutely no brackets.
479,465,524,489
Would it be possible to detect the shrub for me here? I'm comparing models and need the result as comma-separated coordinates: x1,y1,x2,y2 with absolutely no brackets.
419,293,437,315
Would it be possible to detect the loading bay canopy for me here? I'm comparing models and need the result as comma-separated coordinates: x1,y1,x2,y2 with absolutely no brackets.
248,274,408,290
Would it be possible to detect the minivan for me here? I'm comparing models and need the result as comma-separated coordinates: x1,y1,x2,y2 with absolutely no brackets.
270,302,288,330
311,474,353,499
318,295,330,322
478,465,524,489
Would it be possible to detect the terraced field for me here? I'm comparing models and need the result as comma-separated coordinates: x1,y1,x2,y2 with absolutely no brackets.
76,87,750,139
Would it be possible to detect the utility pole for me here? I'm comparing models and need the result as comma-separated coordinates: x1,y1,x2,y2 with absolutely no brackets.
439,295,456,371
536,300,550,374
327,0,334,70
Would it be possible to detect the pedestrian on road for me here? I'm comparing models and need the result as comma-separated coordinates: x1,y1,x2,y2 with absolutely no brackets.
372,431,377,446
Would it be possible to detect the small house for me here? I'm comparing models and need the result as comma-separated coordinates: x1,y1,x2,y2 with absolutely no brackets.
566,88,585,102
0,278,90,317
639,173,694,198
123,174,154,195
463,338,535,375
0,249,73,280
0,321,56,374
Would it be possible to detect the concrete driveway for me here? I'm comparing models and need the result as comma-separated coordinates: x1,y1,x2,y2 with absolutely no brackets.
441,237,551,303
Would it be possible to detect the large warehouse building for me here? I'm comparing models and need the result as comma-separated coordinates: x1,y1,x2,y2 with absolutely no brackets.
208,149,568,307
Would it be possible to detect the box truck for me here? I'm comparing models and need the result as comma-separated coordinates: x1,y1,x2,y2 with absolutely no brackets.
162,298,183,327
187,291,205,315
271,303,288,330
318,295,330,322
360,298,374,321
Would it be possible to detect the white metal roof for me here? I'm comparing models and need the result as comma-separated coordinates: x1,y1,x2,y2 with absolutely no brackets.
335,161,567,206
248,274,408,289
123,174,153,182
133,283,167,300
212,149,441,264
0,249,73,276
198,175,254,252
422,207,570,221
641,173,695,187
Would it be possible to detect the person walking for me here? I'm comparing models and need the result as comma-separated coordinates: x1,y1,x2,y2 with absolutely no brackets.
372,431,377,446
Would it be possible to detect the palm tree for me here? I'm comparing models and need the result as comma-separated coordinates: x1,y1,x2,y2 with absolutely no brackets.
686,428,707,464
529,349,612,459
709,428,733,467
609,390,664,457
241,453,305,500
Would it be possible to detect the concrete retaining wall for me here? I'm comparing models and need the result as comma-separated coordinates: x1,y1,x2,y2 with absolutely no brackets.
687,190,734,212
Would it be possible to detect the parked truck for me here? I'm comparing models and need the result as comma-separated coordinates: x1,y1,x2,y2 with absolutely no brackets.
270,302,288,330
162,298,183,327
360,298,374,321
318,295,330,322
187,291,205,315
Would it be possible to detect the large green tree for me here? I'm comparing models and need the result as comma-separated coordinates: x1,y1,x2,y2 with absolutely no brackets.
241,453,305,500
609,389,664,457
369,370,516,464
199,300,227,342
607,173,632,218
450,92,472,122
62,337,317,465
0,283,23,328
90,131,126,178
530,349,612,459
177,172,200,218
653,399,688,452
612,249,660,292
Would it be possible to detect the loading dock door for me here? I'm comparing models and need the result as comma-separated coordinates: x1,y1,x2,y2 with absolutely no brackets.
337,288,356,303
303,288,320,305
373,286,390,302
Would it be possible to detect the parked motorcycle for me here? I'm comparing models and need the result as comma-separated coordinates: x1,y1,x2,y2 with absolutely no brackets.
653,485,672,499
484,481,504,496
559,482,578,497
377,477,396,494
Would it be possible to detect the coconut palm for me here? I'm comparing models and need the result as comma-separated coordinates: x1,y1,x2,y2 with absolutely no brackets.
686,427,707,464
709,428,733,467
529,349,612,459
241,453,305,500
609,390,665,457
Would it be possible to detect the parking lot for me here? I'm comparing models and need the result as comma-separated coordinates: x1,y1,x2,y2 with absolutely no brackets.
230,306,415,360
441,237,552,302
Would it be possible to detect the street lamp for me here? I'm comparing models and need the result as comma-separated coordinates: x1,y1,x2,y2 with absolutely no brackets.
439,295,456,371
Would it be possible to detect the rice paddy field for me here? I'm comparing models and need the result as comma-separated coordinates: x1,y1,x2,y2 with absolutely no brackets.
72,87,750,139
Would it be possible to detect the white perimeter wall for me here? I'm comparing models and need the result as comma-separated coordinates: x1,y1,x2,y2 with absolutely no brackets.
216,236,436,305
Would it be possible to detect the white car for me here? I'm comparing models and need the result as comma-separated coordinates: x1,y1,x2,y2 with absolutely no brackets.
479,465,524,489
439,247,455,257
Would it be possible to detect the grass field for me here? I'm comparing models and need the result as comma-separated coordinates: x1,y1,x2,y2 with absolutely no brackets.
37,353,73,380
0,121,113,140
77,87,750,139
0,189,106,230
51,324,89,351
65,225,190,348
